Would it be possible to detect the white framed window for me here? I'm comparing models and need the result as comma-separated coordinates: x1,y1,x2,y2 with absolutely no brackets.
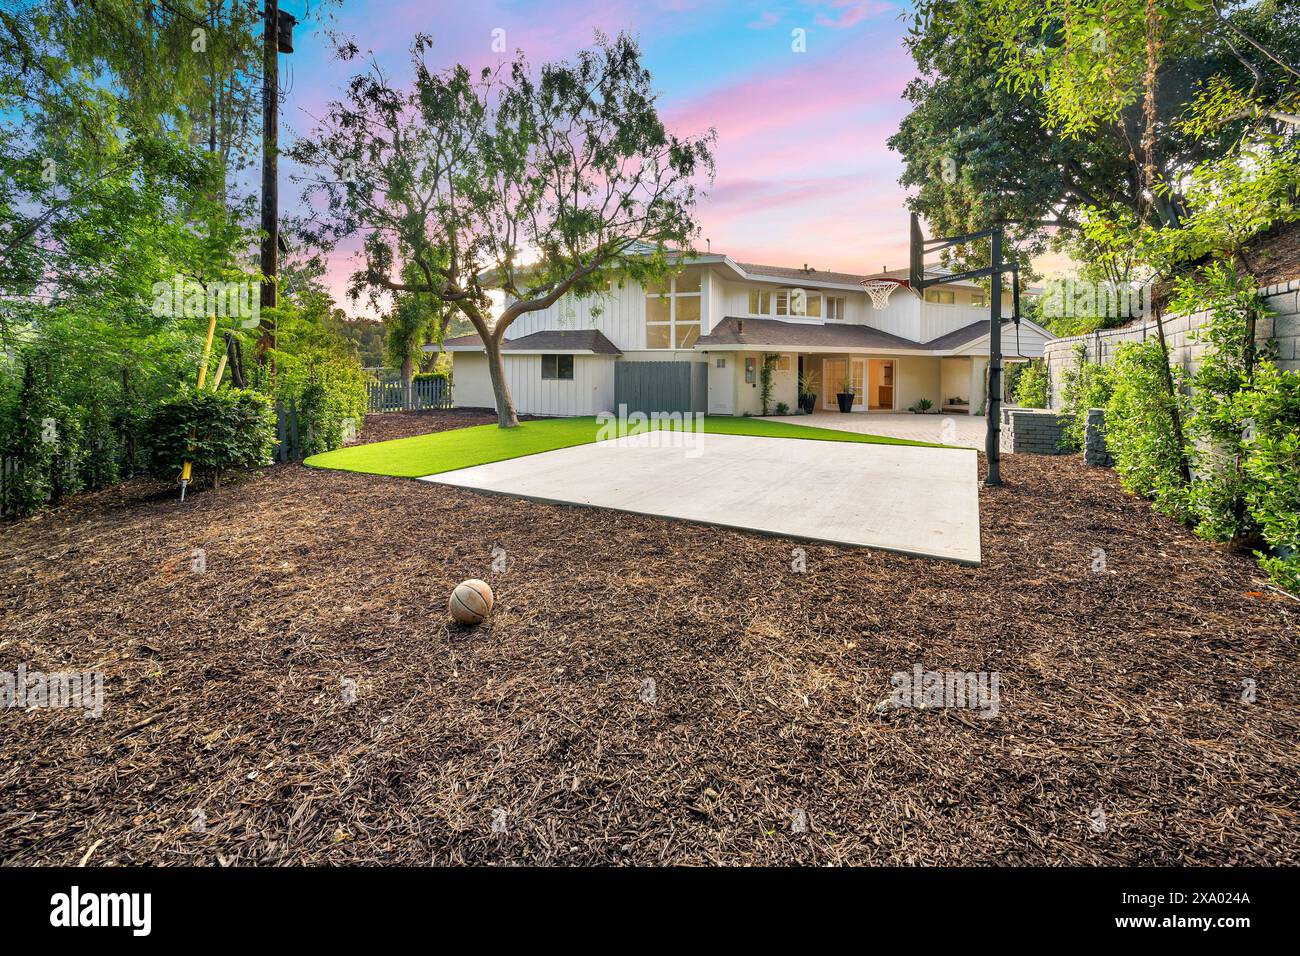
541,354,574,380
826,296,846,320
645,271,701,349
748,289,771,315
925,289,956,305
775,288,821,318
970,292,987,307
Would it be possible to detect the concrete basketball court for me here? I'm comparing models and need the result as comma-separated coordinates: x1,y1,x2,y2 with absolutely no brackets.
420,432,981,564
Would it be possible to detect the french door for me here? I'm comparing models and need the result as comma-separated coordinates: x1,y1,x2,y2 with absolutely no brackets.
822,358,865,410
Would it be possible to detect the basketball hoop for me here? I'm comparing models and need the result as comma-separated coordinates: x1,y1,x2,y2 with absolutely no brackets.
861,277,907,310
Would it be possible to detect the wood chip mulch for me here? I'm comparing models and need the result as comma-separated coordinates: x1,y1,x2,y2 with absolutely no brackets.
1,410,1297,865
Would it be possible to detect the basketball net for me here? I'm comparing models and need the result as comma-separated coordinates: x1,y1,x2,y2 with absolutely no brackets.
861,278,904,311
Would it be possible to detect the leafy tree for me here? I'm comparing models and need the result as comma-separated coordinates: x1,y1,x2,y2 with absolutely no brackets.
291,32,715,426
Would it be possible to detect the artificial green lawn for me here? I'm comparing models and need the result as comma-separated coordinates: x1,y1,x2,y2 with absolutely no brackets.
304,415,942,478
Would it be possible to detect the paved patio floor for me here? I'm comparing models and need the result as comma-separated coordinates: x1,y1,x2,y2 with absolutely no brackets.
769,411,990,450
421,431,981,564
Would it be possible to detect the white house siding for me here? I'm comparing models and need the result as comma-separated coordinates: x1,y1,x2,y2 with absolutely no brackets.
451,353,495,409
503,265,712,351
452,353,615,416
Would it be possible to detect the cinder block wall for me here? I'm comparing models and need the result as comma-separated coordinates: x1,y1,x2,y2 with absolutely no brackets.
999,407,1070,455
1044,280,1300,409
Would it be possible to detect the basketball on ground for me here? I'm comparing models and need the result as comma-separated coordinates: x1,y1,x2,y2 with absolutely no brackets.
449,579,494,625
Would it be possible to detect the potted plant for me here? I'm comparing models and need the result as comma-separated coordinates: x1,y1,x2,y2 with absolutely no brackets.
836,377,856,413
797,369,819,414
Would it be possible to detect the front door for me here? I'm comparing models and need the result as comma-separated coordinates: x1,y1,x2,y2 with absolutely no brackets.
822,358,865,410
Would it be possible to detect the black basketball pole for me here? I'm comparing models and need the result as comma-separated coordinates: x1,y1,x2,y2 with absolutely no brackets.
986,228,1003,487
909,213,1009,486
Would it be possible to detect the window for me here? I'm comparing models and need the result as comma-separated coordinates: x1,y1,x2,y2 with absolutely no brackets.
925,289,956,305
744,357,756,384
645,271,701,349
825,296,846,320
541,354,574,380
971,292,987,308
775,288,820,318
748,289,771,315
775,354,791,371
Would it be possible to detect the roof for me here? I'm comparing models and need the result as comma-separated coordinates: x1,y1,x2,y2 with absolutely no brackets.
696,316,1054,354
431,329,622,355
697,317,960,352
736,262,880,287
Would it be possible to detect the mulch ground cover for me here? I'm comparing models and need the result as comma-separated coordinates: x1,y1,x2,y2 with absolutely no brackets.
2,409,1297,865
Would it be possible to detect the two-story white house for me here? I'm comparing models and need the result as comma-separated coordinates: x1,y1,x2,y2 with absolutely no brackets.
434,250,1055,418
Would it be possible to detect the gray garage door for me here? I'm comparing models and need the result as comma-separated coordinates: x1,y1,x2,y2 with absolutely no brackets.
614,361,708,415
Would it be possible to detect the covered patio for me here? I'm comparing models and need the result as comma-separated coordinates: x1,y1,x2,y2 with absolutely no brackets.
768,410,990,449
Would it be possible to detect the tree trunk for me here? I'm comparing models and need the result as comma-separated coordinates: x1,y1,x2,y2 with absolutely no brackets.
401,354,414,408
1152,305,1192,484
483,333,520,428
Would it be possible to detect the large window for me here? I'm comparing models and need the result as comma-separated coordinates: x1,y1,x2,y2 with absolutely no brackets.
748,289,771,315
541,354,574,380
776,288,821,318
645,271,701,349
925,289,956,305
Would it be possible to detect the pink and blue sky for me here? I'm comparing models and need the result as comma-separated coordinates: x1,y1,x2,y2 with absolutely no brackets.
283,0,920,315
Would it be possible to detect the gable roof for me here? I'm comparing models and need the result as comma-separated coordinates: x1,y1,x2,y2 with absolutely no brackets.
432,329,622,355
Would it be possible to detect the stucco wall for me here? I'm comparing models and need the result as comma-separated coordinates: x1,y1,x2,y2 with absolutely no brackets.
1045,279,1300,409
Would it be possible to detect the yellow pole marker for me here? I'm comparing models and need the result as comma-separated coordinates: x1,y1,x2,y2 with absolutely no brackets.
180,314,219,500
211,352,229,390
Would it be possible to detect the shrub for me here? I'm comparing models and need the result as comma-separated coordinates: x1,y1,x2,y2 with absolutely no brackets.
1103,341,1190,520
1012,359,1049,408
1058,344,1113,451
775,402,789,415
1234,361,1300,592
0,352,94,514
141,386,275,488
279,352,368,457
1176,264,1274,545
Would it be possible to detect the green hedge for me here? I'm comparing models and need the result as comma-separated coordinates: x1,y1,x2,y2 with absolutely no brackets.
1234,361,1300,591
1012,359,1049,409
280,353,368,458
141,386,275,487
1103,341,1190,522
1058,344,1114,451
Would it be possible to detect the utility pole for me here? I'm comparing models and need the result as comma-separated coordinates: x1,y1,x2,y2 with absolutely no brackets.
258,1,296,368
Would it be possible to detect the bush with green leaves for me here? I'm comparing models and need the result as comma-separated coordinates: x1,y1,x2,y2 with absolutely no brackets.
280,352,368,457
1103,341,1190,521
1174,264,1275,545
1058,343,1114,451
1012,359,1049,409
1233,361,1300,592
142,386,275,488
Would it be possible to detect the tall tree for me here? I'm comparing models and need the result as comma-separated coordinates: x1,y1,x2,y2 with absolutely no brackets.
291,32,714,427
